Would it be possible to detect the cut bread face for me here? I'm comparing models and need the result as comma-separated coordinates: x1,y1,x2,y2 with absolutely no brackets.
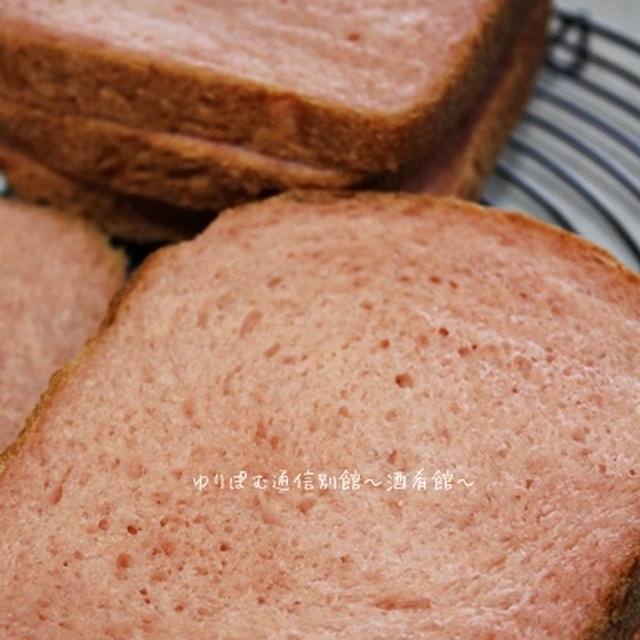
0,1,547,242
0,199,125,453
1,192,638,639
0,0,536,171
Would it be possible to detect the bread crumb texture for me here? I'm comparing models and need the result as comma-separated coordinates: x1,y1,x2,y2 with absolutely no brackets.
0,192,639,639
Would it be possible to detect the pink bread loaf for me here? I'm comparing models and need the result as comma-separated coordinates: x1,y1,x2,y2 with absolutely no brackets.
0,0,535,173
1,192,638,638
0,199,125,452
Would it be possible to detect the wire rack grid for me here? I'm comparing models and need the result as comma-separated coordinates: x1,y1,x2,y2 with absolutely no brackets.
484,8,640,271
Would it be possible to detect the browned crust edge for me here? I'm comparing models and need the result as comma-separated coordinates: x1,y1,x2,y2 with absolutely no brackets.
1,190,638,638
425,0,549,200
0,140,211,243
0,100,359,210
0,0,536,172
585,557,640,640
374,0,549,198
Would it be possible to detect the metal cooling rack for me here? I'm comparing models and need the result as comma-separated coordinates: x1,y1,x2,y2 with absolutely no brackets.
483,7,640,270
1,8,638,271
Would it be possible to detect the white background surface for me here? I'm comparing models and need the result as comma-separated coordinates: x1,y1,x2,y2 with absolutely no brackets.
556,0,640,32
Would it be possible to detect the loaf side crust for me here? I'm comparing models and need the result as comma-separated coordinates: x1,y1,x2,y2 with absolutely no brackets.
585,555,640,639
0,141,209,243
0,103,359,210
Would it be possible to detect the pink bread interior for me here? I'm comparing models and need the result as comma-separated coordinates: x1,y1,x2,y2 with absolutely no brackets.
0,199,124,452
0,192,638,638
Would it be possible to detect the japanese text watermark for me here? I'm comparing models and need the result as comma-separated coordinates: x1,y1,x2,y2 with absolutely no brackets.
192,468,474,493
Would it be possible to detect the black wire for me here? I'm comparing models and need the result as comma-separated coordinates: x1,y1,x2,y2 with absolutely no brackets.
554,8,640,57
543,64,640,120
507,135,640,264
521,111,640,202
551,40,640,91
533,85,640,158
492,164,576,232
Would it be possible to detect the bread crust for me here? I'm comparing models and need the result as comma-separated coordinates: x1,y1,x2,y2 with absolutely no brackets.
0,101,359,210
584,555,640,639
0,141,211,243
0,0,536,172
376,0,549,199
0,190,638,636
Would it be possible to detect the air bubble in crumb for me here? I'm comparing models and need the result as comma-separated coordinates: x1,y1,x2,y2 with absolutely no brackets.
116,553,132,569
395,373,413,388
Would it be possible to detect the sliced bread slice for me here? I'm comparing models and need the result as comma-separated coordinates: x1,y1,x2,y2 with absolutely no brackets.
0,0,536,172
0,199,125,452
0,191,638,638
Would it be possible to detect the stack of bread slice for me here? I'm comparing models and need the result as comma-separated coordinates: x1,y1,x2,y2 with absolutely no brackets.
0,0,548,242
